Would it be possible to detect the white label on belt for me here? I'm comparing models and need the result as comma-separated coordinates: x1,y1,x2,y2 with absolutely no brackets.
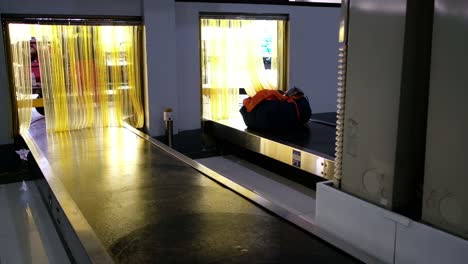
292,150,301,168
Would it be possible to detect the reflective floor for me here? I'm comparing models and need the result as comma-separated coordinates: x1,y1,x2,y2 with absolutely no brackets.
23,119,361,263
0,181,70,264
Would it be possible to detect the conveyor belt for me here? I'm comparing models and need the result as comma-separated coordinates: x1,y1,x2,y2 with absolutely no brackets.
23,120,359,263
203,113,337,179
310,112,338,128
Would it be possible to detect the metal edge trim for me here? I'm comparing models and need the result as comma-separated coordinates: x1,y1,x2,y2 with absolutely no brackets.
206,120,336,178
251,132,336,177
22,131,114,264
123,124,297,220
210,120,335,160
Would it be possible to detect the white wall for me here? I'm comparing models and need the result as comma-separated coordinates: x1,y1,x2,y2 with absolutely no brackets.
143,0,178,136
0,0,141,16
340,0,407,208
175,2,340,131
0,4,12,144
422,0,468,239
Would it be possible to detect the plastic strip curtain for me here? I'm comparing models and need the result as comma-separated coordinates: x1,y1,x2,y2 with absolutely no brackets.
33,24,144,132
201,19,244,121
8,24,33,135
276,20,288,92
200,19,286,121
246,20,278,94
246,19,287,94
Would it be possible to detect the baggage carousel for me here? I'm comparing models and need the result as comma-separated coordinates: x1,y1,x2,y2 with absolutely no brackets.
203,112,337,179
22,119,359,263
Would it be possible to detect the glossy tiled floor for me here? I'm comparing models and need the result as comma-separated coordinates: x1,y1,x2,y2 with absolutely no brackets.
0,181,70,264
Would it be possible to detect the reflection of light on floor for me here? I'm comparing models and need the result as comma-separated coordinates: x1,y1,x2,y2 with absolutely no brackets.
0,181,70,263
24,205,49,263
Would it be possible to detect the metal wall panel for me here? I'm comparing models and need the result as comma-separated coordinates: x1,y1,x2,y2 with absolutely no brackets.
340,0,408,208
422,0,468,240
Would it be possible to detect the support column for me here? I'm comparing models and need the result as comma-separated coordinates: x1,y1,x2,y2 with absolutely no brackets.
0,11,14,144
142,0,178,137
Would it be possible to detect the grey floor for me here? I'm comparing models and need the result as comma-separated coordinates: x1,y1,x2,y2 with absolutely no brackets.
0,181,70,264
197,155,317,223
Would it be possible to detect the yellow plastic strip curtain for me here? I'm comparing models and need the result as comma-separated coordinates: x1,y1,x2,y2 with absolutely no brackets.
201,19,245,121
200,18,287,121
245,20,277,93
8,24,33,135
276,20,288,91
33,24,144,132
245,20,287,94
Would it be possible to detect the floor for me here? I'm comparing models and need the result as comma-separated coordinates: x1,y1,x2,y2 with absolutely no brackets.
0,181,70,264
196,155,317,223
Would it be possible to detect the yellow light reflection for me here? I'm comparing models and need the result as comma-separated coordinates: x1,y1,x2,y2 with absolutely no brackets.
100,26,132,52
339,20,345,43
8,24,32,43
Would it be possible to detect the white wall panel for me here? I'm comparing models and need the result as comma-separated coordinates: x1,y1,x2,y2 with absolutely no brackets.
422,0,468,239
143,0,178,136
341,0,407,208
0,19,12,145
316,181,399,264
395,220,468,264
0,0,141,16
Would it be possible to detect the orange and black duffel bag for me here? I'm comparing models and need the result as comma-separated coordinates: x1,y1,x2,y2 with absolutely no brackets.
240,87,312,132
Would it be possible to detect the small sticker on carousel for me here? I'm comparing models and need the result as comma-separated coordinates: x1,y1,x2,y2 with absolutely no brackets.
292,150,301,168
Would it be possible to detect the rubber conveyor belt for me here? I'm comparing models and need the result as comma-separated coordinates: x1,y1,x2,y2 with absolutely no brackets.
23,121,359,264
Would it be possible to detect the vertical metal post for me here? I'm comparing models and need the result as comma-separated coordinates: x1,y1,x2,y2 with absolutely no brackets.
164,108,173,148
